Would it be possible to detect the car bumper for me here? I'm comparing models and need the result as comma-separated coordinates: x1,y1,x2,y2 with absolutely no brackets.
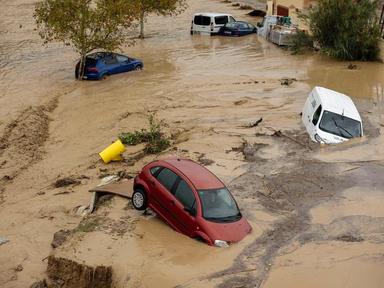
83,73,100,80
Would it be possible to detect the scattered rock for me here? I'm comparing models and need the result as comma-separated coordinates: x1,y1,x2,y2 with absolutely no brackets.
51,230,72,248
47,256,112,288
0,236,9,245
30,279,47,288
279,78,297,86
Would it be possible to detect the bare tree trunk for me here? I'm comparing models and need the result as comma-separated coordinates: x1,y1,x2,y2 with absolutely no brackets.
139,10,145,39
78,53,86,81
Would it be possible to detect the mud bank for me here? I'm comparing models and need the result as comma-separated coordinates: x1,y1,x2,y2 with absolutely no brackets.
0,0,383,287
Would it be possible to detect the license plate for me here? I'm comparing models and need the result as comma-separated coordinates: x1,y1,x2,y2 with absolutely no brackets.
224,31,231,35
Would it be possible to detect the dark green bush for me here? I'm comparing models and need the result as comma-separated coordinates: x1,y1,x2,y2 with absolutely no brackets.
289,30,314,54
119,112,170,154
308,0,381,61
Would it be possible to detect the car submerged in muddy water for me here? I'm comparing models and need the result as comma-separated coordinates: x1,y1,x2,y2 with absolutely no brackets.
132,158,252,247
302,86,363,144
75,52,143,80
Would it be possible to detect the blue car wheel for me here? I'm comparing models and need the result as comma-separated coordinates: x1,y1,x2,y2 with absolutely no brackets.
99,73,109,80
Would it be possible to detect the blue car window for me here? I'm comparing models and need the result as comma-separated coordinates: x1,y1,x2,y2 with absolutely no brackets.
116,55,129,63
239,23,248,29
226,23,236,29
104,56,118,65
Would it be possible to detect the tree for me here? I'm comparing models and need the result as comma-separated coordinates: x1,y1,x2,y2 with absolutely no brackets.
307,0,381,61
130,0,187,38
34,0,138,79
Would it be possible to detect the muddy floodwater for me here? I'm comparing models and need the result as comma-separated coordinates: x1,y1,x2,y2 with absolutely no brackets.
1,0,384,287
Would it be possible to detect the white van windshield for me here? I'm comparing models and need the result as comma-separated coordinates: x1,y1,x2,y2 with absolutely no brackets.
319,110,361,139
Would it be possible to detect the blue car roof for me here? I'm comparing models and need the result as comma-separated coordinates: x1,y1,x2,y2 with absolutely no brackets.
86,52,131,60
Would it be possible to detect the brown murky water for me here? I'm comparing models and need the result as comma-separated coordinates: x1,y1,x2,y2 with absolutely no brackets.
1,0,384,287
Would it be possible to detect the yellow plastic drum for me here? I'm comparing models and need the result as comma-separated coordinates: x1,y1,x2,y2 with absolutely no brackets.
99,140,126,164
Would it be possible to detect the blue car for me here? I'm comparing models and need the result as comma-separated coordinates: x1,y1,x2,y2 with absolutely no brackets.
75,52,143,80
218,21,257,37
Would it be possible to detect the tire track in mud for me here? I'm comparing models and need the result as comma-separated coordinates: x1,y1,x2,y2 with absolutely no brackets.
206,132,384,288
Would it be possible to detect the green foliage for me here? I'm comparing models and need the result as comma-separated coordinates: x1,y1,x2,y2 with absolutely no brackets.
289,30,314,54
119,112,170,154
34,0,138,79
128,0,187,38
307,0,381,61
119,129,148,145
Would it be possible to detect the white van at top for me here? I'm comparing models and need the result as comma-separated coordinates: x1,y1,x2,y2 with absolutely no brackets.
302,87,363,144
191,13,236,35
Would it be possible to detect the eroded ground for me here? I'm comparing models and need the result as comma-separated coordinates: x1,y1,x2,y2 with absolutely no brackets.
0,0,384,287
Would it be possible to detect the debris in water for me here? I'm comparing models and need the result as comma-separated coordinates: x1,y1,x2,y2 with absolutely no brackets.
53,175,88,188
243,117,263,128
335,234,364,242
279,78,297,86
234,99,248,106
0,236,9,245
347,63,357,70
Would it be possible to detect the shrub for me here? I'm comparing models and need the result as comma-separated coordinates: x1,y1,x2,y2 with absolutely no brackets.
119,112,170,154
289,30,314,54
307,0,381,61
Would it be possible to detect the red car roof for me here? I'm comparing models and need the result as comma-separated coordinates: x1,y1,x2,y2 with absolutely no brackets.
162,158,224,190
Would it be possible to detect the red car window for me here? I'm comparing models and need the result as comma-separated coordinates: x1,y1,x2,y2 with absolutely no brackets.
156,168,178,192
150,166,162,176
174,179,196,210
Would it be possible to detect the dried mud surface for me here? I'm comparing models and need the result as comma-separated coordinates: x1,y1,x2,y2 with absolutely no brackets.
0,0,384,287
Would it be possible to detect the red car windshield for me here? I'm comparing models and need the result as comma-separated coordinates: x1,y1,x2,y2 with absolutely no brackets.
198,188,241,223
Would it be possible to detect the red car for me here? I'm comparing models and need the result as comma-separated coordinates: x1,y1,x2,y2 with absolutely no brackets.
132,158,252,247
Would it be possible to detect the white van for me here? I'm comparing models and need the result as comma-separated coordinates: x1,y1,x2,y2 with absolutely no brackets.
191,13,236,35
302,87,363,144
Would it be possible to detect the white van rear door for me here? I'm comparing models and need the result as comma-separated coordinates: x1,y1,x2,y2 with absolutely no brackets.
193,15,212,34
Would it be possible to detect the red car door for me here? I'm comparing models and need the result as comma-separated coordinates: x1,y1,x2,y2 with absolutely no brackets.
151,168,183,232
166,177,198,237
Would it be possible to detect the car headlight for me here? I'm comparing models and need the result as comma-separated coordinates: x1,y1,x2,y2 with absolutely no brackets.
214,240,229,248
